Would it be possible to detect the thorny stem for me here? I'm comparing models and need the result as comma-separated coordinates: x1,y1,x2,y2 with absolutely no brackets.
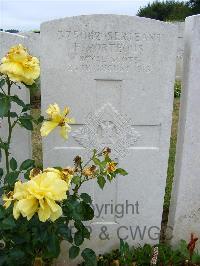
82,149,104,169
73,149,105,195
2,79,21,179
73,176,88,195
4,78,12,176
0,87,6,95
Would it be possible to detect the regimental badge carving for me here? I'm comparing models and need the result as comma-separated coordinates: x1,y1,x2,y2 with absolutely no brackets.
72,103,140,159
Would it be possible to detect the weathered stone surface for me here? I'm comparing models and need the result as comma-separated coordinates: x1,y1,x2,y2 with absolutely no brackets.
173,22,185,81
168,15,200,248
20,32,40,58
20,32,41,98
0,32,31,168
40,15,177,264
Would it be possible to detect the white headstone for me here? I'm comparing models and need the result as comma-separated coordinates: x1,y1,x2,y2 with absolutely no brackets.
19,32,41,98
20,32,40,58
173,22,185,81
0,32,31,168
40,15,177,264
168,15,200,248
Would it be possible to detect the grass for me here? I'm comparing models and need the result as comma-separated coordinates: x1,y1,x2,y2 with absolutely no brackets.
160,97,180,241
164,97,180,210
31,97,181,211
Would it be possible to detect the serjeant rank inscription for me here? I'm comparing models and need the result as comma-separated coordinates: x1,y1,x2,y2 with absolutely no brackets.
57,30,162,73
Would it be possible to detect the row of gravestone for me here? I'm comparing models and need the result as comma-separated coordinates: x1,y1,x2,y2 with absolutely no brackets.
0,15,199,265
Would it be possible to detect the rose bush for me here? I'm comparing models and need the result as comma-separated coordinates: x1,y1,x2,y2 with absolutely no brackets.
0,45,128,266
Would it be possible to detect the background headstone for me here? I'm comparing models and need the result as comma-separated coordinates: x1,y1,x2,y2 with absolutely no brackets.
0,32,32,170
40,15,177,264
173,22,185,81
168,15,200,248
19,32,41,100
20,31,40,58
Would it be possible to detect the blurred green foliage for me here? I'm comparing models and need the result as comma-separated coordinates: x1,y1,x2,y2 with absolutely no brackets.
137,0,200,22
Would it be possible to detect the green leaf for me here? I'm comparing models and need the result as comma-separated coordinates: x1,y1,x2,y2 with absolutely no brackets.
1,217,16,230
74,221,90,239
93,149,97,156
0,168,3,178
80,193,92,204
93,158,107,172
10,157,17,171
72,175,81,185
97,175,106,189
115,168,128,176
44,234,60,259
93,157,101,166
0,206,6,219
54,166,62,171
5,171,20,186
107,173,114,182
82,228,90,239
22,104,31,112
64,196,93,221
9,249,25,260
20,159,35,171
104,154,111,163
0,142,9,150
80,202,94,221
0,254,6,265
57,225,73,243
81,248,97,266
11,95,26,108
19,116,33,130
0,96,10,117
0,187,3,197
24,169,31,180
34,115,44,124
74,230,84,246
10,112,18,118
71,201,84,221
12,232,30,245
0,78,5,88
69,245,80,259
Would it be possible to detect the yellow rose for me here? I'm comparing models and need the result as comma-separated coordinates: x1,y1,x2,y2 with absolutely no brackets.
10,171,70,222
44,167,73,187
106,161,117,173
14,197,38,220
3,181,28,210
0,44,40,85
26,172,68,222
13,181,29,200
43,167,62,177
12,181,35,220
40,103,74,140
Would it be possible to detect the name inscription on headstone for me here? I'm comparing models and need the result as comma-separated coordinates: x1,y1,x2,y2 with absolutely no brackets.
57,29,161,73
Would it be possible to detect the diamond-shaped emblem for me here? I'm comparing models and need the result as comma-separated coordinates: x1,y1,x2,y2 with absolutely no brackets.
72,103,140,159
